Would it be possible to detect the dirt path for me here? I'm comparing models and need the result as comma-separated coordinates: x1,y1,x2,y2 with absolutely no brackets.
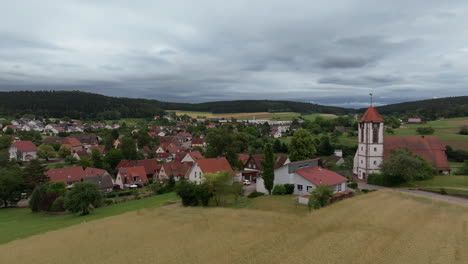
358,183,468,205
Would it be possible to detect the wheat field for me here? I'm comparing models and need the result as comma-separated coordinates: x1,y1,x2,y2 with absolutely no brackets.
1,190,467,264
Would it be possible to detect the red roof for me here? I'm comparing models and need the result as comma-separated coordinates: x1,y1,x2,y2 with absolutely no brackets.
84,167,108,177
11,140,37,152
118,166,148,182
161,161,193,177
63,137,82,147
191,138,205,145
46,166,86,183
359,106,384,123
384,136,450,171
197,157,234,174
296,167,347,186
238,153,250,166
116,159,161,175
187,151,204,161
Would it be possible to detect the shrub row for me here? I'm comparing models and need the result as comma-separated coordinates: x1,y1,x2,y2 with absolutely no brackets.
272,184,295,195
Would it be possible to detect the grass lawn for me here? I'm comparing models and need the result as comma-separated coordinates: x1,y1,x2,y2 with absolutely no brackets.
2,191,467,264
400,176,468,189
0,192,179,245
301,113,338,121
387,117,468,149
234,194,309,216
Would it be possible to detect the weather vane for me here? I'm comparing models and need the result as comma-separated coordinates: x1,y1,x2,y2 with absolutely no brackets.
369,89,375,106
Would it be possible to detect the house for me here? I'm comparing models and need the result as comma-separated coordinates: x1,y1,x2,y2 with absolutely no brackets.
116,159,162,179
61,137,83,153
72,150,89,160
353,106,451,180
181,151,204,163
113,139,122,149
191,138,206,148
9,140,37,161
69,134,99,149
177,132,192,142
188,157,234,184
46,166,113,191
115,166,148,188
256,159,347,196
270,129,282,138
242,154,290,182
407,118,422,124
2,125,19,133
158,161,193,181
237,153,250,167
322,150,345,167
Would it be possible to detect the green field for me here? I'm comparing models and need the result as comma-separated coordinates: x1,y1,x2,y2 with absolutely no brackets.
401,176,468,189
0,192,179,245
172,110,338,121
387,117,468,149
1,191,467,264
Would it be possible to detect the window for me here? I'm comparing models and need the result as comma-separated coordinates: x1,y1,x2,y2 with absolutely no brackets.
306,186,313,192
373,160,377,165
361,160,363,164
373,124,379,143
297,184,303,191
374,147,377,152
336,183,342,192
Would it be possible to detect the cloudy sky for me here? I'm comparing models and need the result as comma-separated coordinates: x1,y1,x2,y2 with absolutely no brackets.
1,0,468,108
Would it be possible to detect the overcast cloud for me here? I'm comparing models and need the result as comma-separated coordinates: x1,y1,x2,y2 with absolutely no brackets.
1,0,468,108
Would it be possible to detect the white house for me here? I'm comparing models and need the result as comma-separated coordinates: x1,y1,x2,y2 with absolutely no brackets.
9,140,37,161
256,159,347,196
187,157,234,184
181,151,204,163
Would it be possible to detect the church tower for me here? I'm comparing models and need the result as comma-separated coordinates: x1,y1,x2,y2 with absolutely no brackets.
353,106,385,180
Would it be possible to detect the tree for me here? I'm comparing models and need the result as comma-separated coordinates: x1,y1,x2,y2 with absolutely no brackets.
204,171,234,206
381,148,435,185
308,185,333,211
0,166,23,207
459,125,468,135
0,135,12,149
175,180,198,206
47,182,67,197
29,184,48,212
205,127,248,169
416,127,435,135
91,148,104,169
455,160,468,175
22,159,48,193
289,129,316,162
317,135,334,156
65,155,77,164
58,146,71,158
37,144,57,161
262,143,275,194
273,139,282,153
64,182,102,215
104,149,123,170
103,134,114,151
0,149,12,168
231,181,244,205
78,157,92,168
121,136,138,160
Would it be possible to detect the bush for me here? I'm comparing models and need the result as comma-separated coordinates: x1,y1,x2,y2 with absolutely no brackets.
175,180,198,206
64,182,103,216
272,184,287,195
416,127,434,135
117,191,131,197
347,182,358,189
29,185,48,212
195,183,212,206
47,182,67,197
460,125,468,135
103,199,113,206
308,197,321,211
440,188,448,195
367,173,387,186
50,196,65,212
361,189,370,193
38,192,61,212
105,192,117,198
284,184,295,194
247,191,264,198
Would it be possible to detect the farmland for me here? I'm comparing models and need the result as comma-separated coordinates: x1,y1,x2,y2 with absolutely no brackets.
387,117,468,149
171,110,337,121
1,191,467,264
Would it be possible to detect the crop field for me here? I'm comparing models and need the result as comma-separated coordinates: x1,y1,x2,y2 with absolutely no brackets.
401,176,468,189
1,191,467,264
387,117,468,149
171,110,336,121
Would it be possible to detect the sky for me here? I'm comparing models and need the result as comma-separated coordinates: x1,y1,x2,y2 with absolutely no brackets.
1,0,468,108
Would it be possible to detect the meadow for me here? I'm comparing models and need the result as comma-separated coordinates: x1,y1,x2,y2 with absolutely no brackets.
1,190,467,264
171,110,336,121
0,192,179,245
387,117,468,149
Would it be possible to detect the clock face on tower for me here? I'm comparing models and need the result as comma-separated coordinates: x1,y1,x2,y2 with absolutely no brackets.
373,123,379,129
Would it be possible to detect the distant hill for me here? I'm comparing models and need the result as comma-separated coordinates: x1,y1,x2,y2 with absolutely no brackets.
368,96,468,120
0,91,353,119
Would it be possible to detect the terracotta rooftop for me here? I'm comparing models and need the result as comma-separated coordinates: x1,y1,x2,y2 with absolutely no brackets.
383,136,450,171
11,140,37,152
359,106,385,123
296,166,347,186
197,157,234,174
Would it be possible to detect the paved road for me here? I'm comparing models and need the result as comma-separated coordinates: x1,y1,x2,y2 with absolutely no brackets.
358,183,468,205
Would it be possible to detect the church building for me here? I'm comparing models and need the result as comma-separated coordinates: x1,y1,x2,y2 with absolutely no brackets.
353,106,450,181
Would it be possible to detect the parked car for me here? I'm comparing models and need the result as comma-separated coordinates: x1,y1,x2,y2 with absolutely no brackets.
243,179,251,185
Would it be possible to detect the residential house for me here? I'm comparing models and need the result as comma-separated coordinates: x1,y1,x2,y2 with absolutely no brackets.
270,129,282,138
46,166,113,191
188,157,234,184
158,161,193,181
181,151,204,163
9,140,37,161
242,154,290,182
61,137,83,153
115,166,148,188
322,150,345,167
256,159,347,196
407,118,422,124
191,138,206,148
116,159,162,179
69,134,99,149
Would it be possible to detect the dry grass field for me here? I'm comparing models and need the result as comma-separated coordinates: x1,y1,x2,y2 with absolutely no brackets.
1,190,467,264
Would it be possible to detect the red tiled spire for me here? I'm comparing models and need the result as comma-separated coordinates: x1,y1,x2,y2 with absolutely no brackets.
359,106,384,123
